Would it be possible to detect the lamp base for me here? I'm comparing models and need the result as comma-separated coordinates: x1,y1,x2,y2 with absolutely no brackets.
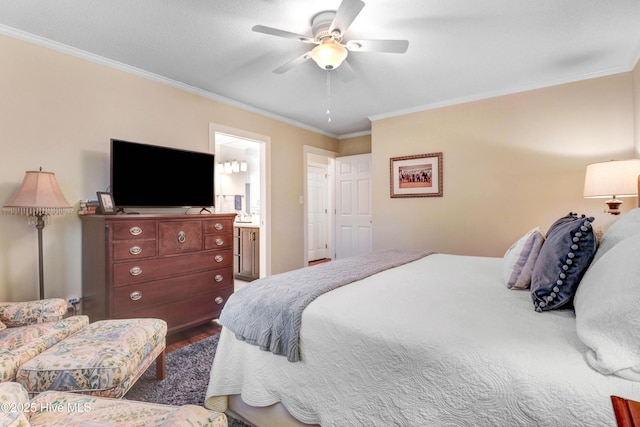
606,198,623,215
35,213,46,299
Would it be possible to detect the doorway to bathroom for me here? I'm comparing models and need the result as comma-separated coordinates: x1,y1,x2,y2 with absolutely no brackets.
210,124,270,285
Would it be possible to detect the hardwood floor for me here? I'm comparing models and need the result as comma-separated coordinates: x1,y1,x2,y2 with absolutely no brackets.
166,320,222,353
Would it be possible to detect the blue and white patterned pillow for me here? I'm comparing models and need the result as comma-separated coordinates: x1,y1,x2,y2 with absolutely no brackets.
503,227,545,290
530,213,597,312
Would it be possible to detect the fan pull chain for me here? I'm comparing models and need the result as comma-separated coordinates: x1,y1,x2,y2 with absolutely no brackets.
326,71,332,123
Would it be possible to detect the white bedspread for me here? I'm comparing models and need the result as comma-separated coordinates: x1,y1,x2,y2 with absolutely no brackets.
205,254,640,426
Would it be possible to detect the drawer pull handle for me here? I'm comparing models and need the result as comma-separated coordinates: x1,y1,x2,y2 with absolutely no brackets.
215,255,224,263
129,226,143,236
178,231,186,243
215,238,224,246
214,274,224,282
129,246,142,255
214,223,223,230
130,266,143,276
129,291,142,301
215,296,224,305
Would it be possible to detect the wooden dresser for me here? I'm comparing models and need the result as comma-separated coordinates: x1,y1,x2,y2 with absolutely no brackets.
81,213,236,333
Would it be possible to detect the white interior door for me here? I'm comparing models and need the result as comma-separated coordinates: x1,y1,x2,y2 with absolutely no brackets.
335,154,372,259
307,164,329,261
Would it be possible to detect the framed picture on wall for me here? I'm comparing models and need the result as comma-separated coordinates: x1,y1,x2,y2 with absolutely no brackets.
96,191,116,214
390,152,443,198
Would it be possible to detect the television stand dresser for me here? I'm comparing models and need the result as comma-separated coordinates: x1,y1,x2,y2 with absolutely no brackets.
80,213,236,333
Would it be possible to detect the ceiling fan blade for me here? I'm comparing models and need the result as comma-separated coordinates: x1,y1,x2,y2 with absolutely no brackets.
346,39,409,54
252,25,315,44
273,52,312,74
336,60,357,83
330,0,365,36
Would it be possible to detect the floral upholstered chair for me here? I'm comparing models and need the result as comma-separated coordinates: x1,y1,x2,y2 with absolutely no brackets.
1,299,167,399
0,381,228,427
0,299,89,383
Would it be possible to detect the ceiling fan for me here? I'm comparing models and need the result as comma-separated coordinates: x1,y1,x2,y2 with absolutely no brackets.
252,0,409,81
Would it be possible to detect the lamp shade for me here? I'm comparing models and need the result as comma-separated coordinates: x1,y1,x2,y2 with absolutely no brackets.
583,159,640,198
310,39,348,70
2,170,72,216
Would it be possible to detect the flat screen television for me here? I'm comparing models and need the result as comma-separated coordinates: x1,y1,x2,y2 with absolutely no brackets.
110,139,215,208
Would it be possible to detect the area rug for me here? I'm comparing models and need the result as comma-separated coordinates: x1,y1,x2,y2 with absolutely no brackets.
125,334,250,427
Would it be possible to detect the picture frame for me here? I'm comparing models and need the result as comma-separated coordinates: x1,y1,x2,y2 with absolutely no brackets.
96,191,116,214
390,152,443,198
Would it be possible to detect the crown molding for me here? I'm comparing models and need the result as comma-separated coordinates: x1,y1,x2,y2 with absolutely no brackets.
370,64,637,124
0,25,339,139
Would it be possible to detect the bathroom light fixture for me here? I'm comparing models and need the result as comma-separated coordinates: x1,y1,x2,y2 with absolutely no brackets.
583,159,640,214
221,160,247,174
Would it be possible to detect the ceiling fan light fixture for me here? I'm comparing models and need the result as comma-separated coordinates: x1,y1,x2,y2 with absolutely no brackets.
310,39,348,70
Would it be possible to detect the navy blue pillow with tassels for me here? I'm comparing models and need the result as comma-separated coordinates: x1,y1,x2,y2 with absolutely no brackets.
531,212,597,312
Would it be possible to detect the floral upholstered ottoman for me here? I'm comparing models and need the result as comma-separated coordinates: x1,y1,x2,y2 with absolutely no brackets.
0,381,227,427
15,318,167,398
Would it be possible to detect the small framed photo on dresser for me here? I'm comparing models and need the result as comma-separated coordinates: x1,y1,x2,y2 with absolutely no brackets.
96,191,116,214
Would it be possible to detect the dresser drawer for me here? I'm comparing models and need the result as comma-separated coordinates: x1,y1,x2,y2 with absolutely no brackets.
113,269,233,313
204,218,234,235
158,220,203,256
204,234,233,250
113,288,233,332
113,239,156,260
111,220,157,240
113,249,233,286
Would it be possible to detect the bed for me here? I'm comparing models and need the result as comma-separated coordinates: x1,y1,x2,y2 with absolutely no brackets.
205,207,640,427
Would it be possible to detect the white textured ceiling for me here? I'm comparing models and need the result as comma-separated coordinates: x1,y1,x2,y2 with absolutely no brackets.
1,0,640,138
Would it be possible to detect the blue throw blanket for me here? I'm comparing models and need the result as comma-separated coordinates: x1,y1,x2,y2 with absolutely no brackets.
219,249,433,362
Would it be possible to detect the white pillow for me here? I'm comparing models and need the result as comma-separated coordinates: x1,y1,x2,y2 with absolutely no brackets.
591,208,640,265
502,227,545,290
574,234,640,380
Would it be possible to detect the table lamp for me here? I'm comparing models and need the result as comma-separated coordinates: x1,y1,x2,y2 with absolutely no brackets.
583,159,640,215
2,168,73,298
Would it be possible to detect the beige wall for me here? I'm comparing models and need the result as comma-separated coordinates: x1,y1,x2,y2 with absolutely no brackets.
0,35,337,301
372,72,637,257
634,60,640,156
337,134,371,156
